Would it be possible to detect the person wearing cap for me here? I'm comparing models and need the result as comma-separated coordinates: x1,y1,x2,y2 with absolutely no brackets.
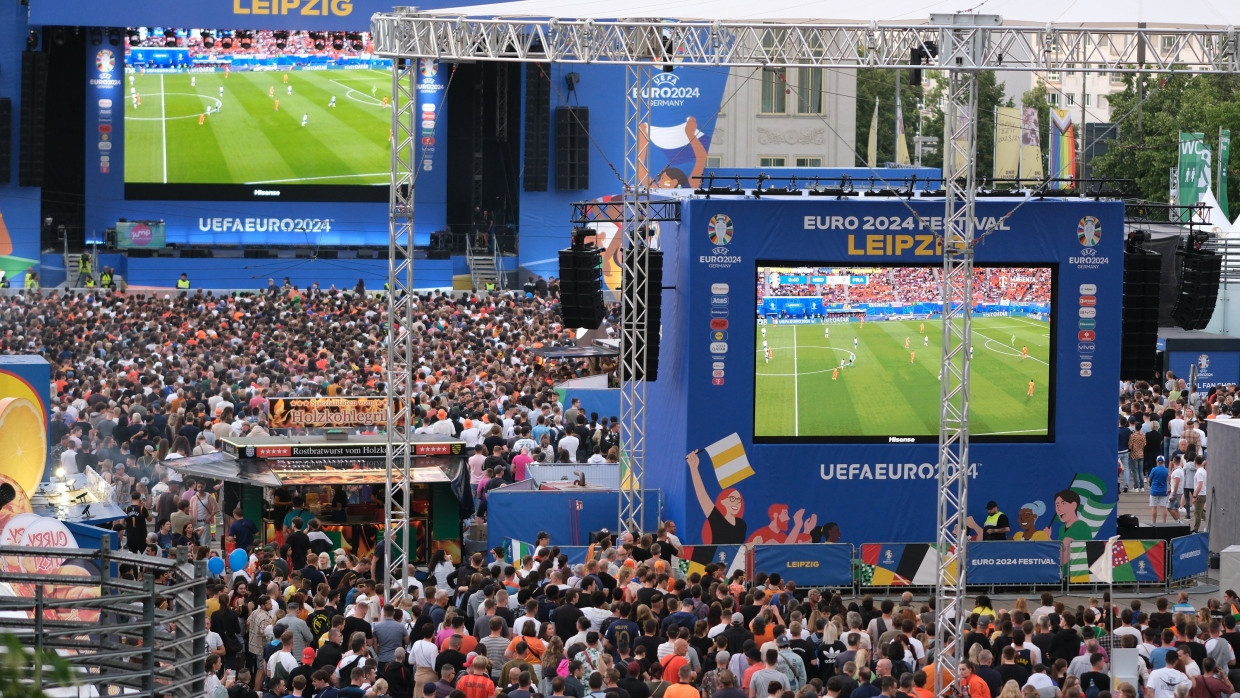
981,501,1010,541
288,646,317,689
722,612,753,656
776,635,806,691
456,655,496,698
1147,455,1171,524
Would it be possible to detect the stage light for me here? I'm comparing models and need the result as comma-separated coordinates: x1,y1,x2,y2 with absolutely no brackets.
201,31,214,49
90,28,103,46
331,33,345,51
108,29,122,46
26,30,38,51
274,31,288,50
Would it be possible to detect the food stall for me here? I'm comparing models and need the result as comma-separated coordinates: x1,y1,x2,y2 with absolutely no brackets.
167,433,467,563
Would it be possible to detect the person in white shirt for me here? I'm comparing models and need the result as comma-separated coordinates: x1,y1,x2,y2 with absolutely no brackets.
267,631,300,680
1192,459,1208,532
1145,650,1190,698
558,432,580,463
460,419,482,448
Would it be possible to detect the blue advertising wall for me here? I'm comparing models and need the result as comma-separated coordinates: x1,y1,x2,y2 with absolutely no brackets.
0,4,41,282
1167,350,1240,390
644,196,1123,549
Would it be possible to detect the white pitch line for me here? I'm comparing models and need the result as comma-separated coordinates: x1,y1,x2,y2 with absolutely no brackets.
244,172,389,185
793,324,799,437
160,74,168,184
329,79,384,106
973,428,1048,435
975,330,1050,366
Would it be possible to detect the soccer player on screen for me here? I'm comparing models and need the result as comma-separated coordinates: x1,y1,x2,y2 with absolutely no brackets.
832,368,839,380
824,326,829,340
1021,345,1028,360
329,95,337,108
191,76,196,87
301,113,308,127
269,86,275,98
905,337,910,350
287,85,293,95
128,74,134,87
853,337,858,349
274,99,280,111
919,322,925,334
910,351,915,364
283,73,289,84
923,335,929,347
1028,379,1035,398
1010,334,1016,346
764,346,772,364
219,86,224,97
761,326,766,339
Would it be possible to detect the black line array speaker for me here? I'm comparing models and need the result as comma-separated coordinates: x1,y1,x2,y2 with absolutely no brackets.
558,247,605,328
1120,249,1161,380
555,106,589,190
622,248,663,382
1171,249,1222,330
523,63,550,192
19,51,47,187
0,98,11,185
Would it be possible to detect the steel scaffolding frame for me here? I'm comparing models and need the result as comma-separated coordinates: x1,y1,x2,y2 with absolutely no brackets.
373,5,1233,643
618,63,655,533
930,14,991,696
385,54,418,603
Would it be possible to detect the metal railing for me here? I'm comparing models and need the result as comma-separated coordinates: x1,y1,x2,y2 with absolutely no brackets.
0,543,208,698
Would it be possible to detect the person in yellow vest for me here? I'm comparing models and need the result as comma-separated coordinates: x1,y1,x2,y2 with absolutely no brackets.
23,267,38,289
78,255,92,277
83,275,96,288
176,273,190,290
100,267,113,289
981,500,1010,540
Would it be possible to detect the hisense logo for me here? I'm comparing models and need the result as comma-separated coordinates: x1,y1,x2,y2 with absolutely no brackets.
254,189,281,197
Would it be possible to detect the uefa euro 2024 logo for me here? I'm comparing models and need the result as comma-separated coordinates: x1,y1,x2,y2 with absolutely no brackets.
1077,216,1101,246
96,49,115,76
707,214,733,246
1198,354,1210,370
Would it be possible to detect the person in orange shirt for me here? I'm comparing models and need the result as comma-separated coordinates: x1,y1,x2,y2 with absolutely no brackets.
505,624,545,663
956,661,991,698
664,664,699,698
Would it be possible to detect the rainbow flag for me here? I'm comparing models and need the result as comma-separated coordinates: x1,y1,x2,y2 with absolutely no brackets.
1048,108,1076,189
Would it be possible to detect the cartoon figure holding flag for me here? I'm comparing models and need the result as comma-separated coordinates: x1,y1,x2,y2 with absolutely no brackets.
687,441,749,545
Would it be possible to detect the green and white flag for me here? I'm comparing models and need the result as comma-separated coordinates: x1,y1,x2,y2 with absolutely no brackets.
1219,128,1231,221
1178,132,1212,222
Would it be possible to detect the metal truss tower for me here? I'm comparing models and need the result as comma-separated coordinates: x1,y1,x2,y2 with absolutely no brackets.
931,15,993,697
618,63,655,533
384,48,418,603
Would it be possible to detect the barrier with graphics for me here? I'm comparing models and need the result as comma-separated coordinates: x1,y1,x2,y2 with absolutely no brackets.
1168,533,1210,580
966,541,1062,584
752,543,853,587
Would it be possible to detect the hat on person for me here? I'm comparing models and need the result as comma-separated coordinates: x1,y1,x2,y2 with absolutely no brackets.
464,419,473,429
144,445,155,453
732,612,745,624
437,409,448,420
302,647,316,665
423,684,438,696
1157,455,1166,463
777,636,790,647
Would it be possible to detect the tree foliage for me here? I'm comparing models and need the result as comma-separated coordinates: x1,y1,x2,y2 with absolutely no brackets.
918,70,1012,181
0,633,77,698
854,68,925,168
1090,73,1240,206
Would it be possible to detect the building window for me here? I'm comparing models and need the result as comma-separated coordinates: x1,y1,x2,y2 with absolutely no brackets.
706,156,722,168
761,68,787,114
795,157,822,167
1066,93,1075,106
796,68,824,114
759,156,786,168
1046,72,1060,82
1110,73,1125,86
1083,93,1092,106
1047,93,1060,106
1160,35,1176,52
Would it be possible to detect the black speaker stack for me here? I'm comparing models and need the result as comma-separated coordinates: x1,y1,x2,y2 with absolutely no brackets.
523,63,550,192
558,246,605,329
19,51,47,187
1120,248,1161,380
1171,242,1222,330
622,247,663,382
555,106,589,190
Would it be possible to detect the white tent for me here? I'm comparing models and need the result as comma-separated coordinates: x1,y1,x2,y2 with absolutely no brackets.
427,0,1238,26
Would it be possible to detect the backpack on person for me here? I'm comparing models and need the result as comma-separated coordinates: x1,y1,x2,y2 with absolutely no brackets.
272,653,293,685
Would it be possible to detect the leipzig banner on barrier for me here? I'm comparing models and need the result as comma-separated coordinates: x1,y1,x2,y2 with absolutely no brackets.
1169,533,1209,580
966,541,1061,584
752,544,853,587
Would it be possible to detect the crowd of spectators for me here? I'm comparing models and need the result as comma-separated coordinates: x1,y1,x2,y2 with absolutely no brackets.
129,29,374,57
